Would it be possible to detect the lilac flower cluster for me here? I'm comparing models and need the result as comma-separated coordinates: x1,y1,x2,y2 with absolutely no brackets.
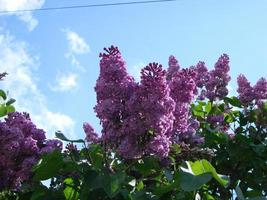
205,54,231,101
84,48,206,159
166,55,179,80
120,63,175,158
169,65,203,145
94,46,136,146
0,112,62,190
237,74,267,106
193,54,231,101
194,61,209,100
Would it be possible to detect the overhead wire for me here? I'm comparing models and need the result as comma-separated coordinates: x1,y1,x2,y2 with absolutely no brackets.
0,0,178,14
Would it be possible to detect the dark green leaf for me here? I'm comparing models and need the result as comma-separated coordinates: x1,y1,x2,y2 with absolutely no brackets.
6,98,16,106
55,131,84,143
224,96,242,108
33,150,64,181
0,90,7,100
179,171,212,191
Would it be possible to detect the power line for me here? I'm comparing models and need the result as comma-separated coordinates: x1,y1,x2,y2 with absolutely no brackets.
0,0,178,14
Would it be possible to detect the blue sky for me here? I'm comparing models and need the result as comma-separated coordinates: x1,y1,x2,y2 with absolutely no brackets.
0,0,267,139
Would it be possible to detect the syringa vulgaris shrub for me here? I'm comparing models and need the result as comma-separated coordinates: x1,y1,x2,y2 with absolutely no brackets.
0,47,266,200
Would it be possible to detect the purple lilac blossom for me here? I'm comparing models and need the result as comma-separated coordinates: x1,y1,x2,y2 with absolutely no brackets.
121,63,175,158
205,54,231,101
254,77,267,101
237,74,255,105
170,68,197,103
0,112,62,190
83,122,99,143
166,55,180,80
94,46,136,147
194,61,209,100
86,47,210,159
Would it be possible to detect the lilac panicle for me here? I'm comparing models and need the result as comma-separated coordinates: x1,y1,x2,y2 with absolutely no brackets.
237,74,255,105
121,63,175,158
254,77,267,101
0,112,62,190
167,55,180,80
83,122,99,143
205,54,231,101
94,46,136,146
195,61,209,88
170,68,197,103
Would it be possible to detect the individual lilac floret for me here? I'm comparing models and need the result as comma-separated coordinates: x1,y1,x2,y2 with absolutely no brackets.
205,54,231,101
237,74,255,106
166,55,180,80
83,122,99,143
0,112,62,190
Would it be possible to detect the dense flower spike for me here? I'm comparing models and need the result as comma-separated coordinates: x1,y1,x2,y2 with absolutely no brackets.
254,77,267,101
0,112,62,190
170,68,197,103
94,46,136,145
195,61,209,88
205,54,231,101
194,61,209,100
122,63,175,158
237,74,255,105
83,122,99,143
166,55,180,80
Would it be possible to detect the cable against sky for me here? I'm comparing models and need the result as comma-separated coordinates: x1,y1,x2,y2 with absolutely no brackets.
0,0,178,14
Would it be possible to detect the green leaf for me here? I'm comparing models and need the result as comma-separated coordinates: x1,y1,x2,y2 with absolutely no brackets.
0,104,7,117
136,181,144,191
88,144,104,170
179,171,212,192
0,90,7,100
55,131,84,143
64,178,79,200
135,157,160,176
6,105,15,114
205,102,212,114
188,159,229,186
33,150,64,181
6,98,16,106
224,96,242,108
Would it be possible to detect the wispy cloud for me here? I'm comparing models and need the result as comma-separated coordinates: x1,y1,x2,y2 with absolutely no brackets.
0,0,45,31
0,31,75,138
63,29,90,71
51,73,78,92
66,30,90,54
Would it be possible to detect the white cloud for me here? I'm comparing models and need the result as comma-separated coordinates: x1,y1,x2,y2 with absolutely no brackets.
63,29,90,71
0,0,45,31
51,73,78,92
66,30,90,54
0,31,75,138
